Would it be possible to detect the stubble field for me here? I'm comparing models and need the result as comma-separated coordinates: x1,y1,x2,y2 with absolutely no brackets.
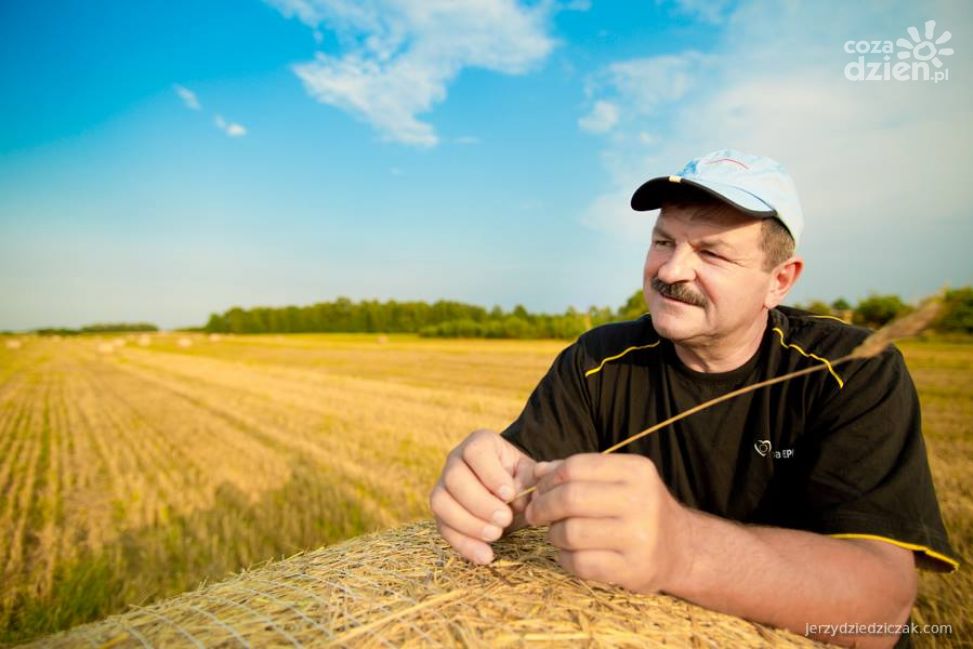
0,333,969,646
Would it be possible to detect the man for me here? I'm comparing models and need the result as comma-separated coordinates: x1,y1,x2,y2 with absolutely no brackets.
429,150,957,648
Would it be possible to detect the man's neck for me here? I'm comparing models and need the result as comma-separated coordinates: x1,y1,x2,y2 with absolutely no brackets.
672,313,769,373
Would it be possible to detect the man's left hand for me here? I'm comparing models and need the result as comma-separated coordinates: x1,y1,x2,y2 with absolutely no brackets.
524,453,694,594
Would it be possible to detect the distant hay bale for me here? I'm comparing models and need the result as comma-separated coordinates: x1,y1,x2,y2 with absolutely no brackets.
208,333,223,342
96,342,115,354
177,337,193,349
5,339,22,350
30,521,823,648
377,335,389,344
138,334,152,347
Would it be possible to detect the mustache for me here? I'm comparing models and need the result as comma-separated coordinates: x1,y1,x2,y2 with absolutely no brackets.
651,277,707,307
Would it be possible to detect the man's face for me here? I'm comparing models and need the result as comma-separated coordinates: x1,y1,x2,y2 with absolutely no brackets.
643,203,774,347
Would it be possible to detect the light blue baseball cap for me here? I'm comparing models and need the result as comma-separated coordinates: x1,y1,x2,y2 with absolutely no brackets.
630,149,804,246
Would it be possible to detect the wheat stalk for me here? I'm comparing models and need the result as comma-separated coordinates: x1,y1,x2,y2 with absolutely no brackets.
511,294,943,501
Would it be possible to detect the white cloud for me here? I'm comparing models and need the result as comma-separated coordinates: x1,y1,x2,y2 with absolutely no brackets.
214,115,248,137
454,135,481,145
173,84,201,110
590,53,708,117
578,100,620,133
607,55,706,111
174,84,247,138
267,0,556,146
576,53,710,139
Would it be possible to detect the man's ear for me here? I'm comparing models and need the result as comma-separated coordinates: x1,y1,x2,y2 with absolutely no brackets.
765,256,804,309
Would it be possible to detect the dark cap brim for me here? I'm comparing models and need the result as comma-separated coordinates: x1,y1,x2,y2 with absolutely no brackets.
631,176,777,217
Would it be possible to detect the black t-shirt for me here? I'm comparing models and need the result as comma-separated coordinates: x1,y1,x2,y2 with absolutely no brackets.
502,306,958,572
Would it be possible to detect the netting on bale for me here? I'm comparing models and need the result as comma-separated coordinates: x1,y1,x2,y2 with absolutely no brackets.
28,521,825,648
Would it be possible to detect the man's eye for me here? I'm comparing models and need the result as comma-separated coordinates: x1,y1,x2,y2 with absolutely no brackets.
653,240,672,247
701,250,723,259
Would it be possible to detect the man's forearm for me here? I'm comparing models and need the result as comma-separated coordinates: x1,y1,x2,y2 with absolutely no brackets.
664,509,917,648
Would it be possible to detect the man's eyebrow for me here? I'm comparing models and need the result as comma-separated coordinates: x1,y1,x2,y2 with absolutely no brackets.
651,224,673,239
696,237,736,253
652,225,736,253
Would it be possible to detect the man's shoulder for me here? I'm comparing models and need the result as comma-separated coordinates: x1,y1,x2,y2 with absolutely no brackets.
771,306,872,359
573,315,664,372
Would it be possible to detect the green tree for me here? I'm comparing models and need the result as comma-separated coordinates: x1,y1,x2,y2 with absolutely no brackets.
80,322,158,333
853,294,910,328
617,290,647,320
204,313,227,332
936,287,973,333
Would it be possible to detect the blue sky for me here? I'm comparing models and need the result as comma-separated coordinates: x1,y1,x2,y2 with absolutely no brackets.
1,0,971,330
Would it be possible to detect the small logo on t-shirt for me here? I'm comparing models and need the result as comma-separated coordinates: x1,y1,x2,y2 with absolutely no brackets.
754,440,795,459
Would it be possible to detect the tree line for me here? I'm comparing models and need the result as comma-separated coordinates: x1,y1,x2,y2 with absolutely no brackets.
792,287,973,332
199,287,973,339
30,322,159,336
201,294,646,340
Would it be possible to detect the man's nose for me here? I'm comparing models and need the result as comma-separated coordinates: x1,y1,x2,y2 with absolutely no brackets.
656,243,697,284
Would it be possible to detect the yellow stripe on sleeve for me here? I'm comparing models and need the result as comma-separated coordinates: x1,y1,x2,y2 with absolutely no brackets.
830,533,960,572
585,341,661,378
772,327,845,389
809,314,849,324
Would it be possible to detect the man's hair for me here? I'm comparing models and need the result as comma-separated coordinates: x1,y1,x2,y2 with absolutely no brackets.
760,218,795,271
659,189,795,271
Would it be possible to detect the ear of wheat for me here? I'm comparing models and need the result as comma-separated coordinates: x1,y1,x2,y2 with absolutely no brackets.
513,293,943,500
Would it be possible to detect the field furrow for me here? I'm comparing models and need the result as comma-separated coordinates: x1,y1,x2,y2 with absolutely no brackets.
43,366,69,596
0,371,46,599
21,369,60,601
114,354,446,517
78,360,192,524
78,355,292,514
0,381,34,522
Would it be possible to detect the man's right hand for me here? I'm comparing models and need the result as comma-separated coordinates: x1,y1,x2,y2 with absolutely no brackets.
429,429,536,565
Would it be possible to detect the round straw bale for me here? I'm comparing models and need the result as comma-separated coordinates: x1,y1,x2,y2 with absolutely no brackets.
28,521,825,648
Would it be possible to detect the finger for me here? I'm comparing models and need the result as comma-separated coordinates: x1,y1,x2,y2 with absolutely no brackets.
436,519,494,565
509,456,539,513
463,431,516,502
547,517,626,552
526,481,629,526
535,453,648,495
557,549,626,585
442,457,513,528
430,482,505,543
533,459,563,481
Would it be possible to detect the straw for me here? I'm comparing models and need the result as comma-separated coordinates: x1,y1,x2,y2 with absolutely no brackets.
26,520,825,648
